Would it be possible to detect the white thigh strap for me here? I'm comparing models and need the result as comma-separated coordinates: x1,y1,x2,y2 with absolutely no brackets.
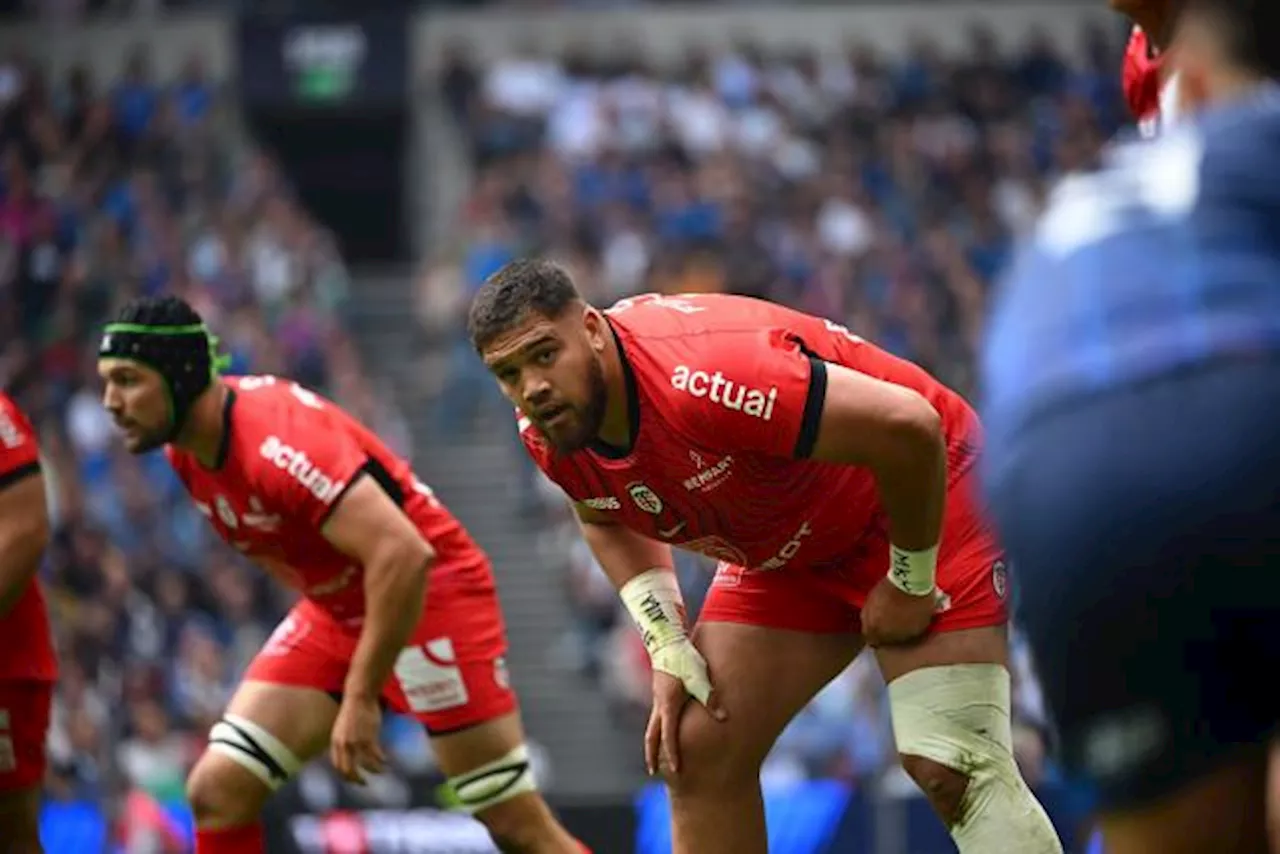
446,744,538,814
208,713,304,791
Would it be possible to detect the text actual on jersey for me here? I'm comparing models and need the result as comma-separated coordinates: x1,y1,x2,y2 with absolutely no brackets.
669,365,778,420
259,435,347,503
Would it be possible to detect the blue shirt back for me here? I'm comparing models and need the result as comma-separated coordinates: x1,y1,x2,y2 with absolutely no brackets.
982,89,1280,457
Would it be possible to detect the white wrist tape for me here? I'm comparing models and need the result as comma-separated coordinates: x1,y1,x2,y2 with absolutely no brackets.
619,569,713,706
619,568,688,655
888,544,938,597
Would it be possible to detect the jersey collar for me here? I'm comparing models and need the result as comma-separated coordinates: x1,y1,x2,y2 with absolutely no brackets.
588,319,641,460
211,387,235,470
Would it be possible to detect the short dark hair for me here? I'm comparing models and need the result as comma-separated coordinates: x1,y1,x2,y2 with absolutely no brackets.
1182,0,1279,77
467,259,583,352
112,294,205,328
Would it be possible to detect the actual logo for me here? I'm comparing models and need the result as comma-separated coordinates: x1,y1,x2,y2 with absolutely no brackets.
627,482,663,515
992,559,1008,600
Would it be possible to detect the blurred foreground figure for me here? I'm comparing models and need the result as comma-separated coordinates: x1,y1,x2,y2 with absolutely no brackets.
983,2,1280,852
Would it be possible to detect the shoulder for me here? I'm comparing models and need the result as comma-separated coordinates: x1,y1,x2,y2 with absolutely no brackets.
0,392,40,478
0,393,35,447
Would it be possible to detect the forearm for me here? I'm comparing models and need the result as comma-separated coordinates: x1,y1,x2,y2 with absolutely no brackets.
345,546,431,700
0,517,49,618
579,518,691,650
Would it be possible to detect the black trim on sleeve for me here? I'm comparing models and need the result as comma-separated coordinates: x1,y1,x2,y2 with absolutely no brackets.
793,356,828,459
0,460,40,492
316,463,371,528
364,457,405,506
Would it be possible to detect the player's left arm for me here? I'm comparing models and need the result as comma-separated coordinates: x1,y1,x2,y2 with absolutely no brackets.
808,363,947,581
699,329,946,594
321,476,436,701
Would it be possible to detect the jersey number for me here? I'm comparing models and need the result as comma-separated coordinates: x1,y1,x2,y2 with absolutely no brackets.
239,376,325,410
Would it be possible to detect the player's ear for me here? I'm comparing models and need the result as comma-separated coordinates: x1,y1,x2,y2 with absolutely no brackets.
582,305,608,354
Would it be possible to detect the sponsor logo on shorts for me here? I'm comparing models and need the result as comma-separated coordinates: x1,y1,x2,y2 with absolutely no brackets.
581,496,621,511
262,615,312,657
259,436,346,503
627,482,663,514
757,521,814,572
992,559,1008,600
669,366,778,420
494,657,510,691
395,638,469,713
0,411,22,449
712,562,744,587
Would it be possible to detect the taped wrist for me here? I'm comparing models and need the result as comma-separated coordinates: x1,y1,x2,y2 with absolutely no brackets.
619,568,688,655
888,544,938,596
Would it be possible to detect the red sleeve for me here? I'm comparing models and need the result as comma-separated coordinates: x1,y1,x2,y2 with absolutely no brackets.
1123,27,1162,120
668,329,827,459
253,391,372,529
0,394,41,490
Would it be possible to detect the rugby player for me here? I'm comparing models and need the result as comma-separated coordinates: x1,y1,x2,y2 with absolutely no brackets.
982,1,1280,852
0,392,55,854
469,267,1063,853
97,296,587,854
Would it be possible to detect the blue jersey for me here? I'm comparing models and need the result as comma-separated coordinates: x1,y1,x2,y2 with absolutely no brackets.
981,89,1280,458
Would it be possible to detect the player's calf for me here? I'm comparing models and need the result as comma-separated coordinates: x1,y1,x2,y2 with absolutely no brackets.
888,663,1062,853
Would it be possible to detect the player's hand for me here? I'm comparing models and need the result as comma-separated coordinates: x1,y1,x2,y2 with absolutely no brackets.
644,638,727,777
861,577,941,647
330,694,386,785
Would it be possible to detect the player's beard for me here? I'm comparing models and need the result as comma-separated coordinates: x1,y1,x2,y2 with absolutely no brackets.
540,354,609,453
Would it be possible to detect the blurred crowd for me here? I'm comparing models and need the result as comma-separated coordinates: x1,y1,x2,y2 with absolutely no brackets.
0,41,412,830
421,21,1129,790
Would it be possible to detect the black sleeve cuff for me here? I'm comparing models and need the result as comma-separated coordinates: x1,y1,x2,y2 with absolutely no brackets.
0,460,40,492
793,357,828,459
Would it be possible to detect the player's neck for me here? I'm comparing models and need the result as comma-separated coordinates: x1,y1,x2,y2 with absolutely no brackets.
172,384,231,469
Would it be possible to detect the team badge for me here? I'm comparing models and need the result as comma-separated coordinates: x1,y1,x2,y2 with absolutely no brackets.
627,482,663,515
992,559,1008,600
215,495,239,529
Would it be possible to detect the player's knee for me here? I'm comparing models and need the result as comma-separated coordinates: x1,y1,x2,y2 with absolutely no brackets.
901,754,971,826
888,664,1062,852
665,705,759,794
186,753,271,827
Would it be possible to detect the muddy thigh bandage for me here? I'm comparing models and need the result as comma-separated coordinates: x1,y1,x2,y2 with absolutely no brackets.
888,664,1063,854
208,714,304,792
447,744,538,814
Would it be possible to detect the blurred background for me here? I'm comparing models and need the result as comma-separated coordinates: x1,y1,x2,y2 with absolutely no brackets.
0,0,1124,851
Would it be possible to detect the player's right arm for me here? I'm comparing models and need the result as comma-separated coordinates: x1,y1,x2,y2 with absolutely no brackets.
0,405,49,618
572,500,725,774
